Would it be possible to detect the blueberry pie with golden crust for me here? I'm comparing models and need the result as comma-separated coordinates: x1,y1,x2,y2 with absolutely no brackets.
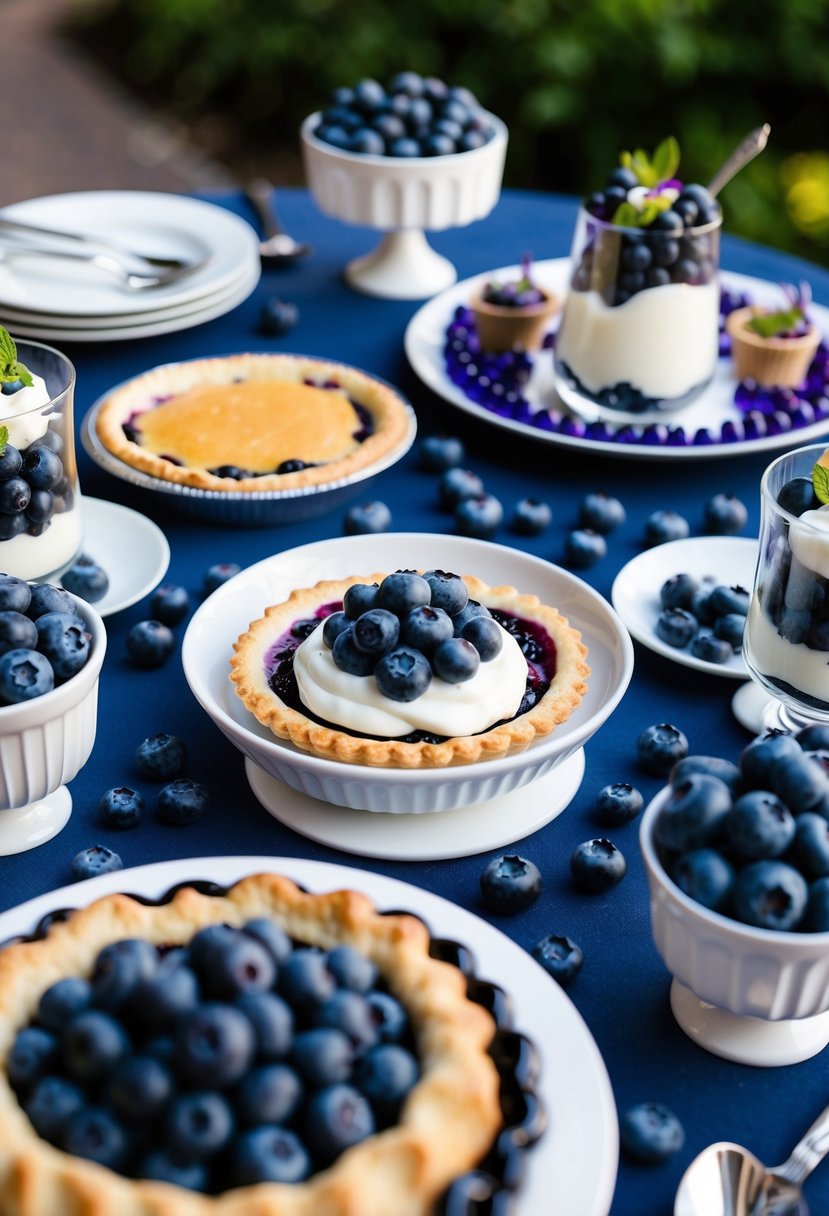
0,873,502,1216
230,569,589,768
94,354,413,492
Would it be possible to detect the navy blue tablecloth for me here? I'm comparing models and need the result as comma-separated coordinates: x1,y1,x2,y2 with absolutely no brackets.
4,189,829,1216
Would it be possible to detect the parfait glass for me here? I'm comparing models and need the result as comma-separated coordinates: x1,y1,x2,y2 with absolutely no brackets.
553,206,722,422
742,443,829,733
0,339,82,582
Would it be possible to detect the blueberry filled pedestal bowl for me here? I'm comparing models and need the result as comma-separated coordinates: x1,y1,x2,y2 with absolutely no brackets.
0,337,82,581
182,535,633,860
0,592,106,855
641,790,829,1066
553,206,722,423
741,443,829,734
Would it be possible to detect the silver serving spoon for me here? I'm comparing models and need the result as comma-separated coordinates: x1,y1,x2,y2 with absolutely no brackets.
245,179,312,264
675,1099,829,1216
707,123,771,198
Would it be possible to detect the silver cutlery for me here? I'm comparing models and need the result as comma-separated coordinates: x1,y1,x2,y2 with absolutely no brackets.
0,215,204,275
0,243,204,291
245,179,313,264
674,1098,829,1216
707,123,771,198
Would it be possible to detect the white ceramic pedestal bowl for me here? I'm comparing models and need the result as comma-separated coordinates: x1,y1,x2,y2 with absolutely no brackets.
300,113,508,299
182,533,633,821
641,789,829,1066
0,599,106,855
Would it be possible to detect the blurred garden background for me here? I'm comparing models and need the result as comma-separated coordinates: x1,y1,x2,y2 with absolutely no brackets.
39,0,829,265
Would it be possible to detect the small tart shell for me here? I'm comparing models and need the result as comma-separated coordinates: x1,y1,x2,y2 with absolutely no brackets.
230,574,590,768
0,873,501,1216
94,353,413,492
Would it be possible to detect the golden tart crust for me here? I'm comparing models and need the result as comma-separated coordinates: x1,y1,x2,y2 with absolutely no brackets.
230,573,590,769
94,354,413,492
0,873,501,1216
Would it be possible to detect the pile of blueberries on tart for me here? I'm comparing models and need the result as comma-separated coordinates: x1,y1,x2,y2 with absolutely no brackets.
0,576,93,706
0,330,76,549
231,569,589,768
471,256,559,354
94,354,412,493
0,873,543,1216
309,72,496,159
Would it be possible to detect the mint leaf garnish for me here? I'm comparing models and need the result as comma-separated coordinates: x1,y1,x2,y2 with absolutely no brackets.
0,325,33,387
0,426,7,456
746,307,805,339
612,201,642,228
814,458,829,505
651,136,681,184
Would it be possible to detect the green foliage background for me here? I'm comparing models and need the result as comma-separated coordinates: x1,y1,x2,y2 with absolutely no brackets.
68,0,829,264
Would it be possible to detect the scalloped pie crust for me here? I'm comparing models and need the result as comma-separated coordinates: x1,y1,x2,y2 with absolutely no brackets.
94,354,413,492
230,573,590,768
0,873,501,1216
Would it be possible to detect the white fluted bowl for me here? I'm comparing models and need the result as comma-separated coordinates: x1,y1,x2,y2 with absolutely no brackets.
641,788,829,1066
0,597,106,854
300,113,508,298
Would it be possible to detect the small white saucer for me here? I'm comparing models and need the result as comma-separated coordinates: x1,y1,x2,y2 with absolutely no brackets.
79,496,170,616
244,747,585,861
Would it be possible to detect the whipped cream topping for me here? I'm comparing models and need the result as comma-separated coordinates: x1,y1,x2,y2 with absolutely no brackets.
293,621,528,737
789,505,829,580
745,598,829,704
0,374,52,449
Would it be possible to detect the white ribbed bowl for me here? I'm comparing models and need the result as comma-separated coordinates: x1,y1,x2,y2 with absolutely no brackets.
640,788,829,1064
181,533,633,815
0,598,106,853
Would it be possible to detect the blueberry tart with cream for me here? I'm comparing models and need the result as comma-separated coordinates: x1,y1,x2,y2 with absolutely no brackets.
94,354,413,492
0,873,504,1216
231,570,589,767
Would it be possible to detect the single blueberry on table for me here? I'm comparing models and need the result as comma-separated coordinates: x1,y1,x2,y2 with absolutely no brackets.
126,619,175,669
578,490,626,534
531,934,584,987
259,297,299,336
156,778,209,826
595,782,644,825
637,722,689,775
620,1102,684,1163
419,434,465,471
99,786,144,829
135,732,187,780
655,773,732,852
203,562,241,595
61,555,109,603
375,645,432,700
71,845,123,881
731,860,808,930
704,492,748,535
690,631,732,664
149,582,190,625
564,528,607,568
570,838,627,893
644,509,690,547
479,853,542,915
512,497,553,536
671,848,735,911
660,572,698,610
438,466,485,508
455,492,503,539
343,500,392,535
724,790,795,861
655,607,697,649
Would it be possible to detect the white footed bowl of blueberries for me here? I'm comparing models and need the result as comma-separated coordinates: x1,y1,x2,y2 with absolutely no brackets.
640,727,829,1065
300,72,507,298
0,574,106,855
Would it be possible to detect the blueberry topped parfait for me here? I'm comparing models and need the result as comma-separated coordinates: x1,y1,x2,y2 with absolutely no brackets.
0,330,81,581
553,138,723,420
471,255,560,353
231,570,589,768
727,282,821,388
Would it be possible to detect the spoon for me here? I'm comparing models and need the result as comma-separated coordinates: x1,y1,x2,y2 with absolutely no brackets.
674,1099,829,1216
707,123,771,198
245,179,312,264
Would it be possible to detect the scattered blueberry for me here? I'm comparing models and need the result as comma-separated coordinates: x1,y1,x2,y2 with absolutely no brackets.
455,493,503,539
135,733,187,781
579,491,626,534
61,555,109,603
438,467,485,508
343,500,392,535
99,786,145,830
637,723,689,775
204,563,241,595
512,497,552,535
71,845,124,881
531,934,584,986
620,1102,685,1163
570,838,627,892
126,620,175,669
595,782,644,825
704,492,748,535
644,510,690,547
149,583,190,625
564,528,607,568
480,854,542,915
156,778,209,826
420,434,465,471
259,298,299,336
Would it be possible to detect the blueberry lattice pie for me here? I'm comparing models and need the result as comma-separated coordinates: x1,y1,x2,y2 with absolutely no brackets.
0,874,503,1215
231,570,589,767
94,354,413,492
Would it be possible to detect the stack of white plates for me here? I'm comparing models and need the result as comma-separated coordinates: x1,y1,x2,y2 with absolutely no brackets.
0,191,261,342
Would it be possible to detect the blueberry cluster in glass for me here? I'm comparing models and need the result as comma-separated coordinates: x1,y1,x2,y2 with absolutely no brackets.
321,571,505,702
6,922,422,1191
0,423,73,542
312,72,494,158
754,476,829,667
656,573,748,665
655,729,829,932
574,173,721,309
0,575,91,705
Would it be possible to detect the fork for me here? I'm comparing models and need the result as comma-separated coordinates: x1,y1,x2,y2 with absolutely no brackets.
0,242,204,291
0,216,200,274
